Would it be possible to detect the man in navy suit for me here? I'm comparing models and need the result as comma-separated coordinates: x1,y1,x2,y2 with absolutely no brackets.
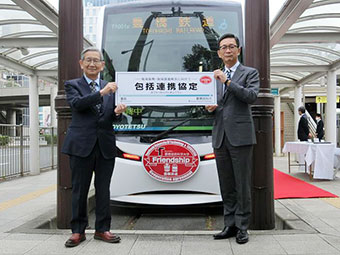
206,34,259,244
62,47,126,247
297,106,310,141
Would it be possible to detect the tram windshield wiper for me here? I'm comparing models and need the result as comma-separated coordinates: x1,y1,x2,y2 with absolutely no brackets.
140,115,213,144
145,118,192,143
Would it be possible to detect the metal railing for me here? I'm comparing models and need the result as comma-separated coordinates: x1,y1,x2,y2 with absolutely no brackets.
39,126,57,171
0,124,57,179
0,78,29,88
0,78,50,89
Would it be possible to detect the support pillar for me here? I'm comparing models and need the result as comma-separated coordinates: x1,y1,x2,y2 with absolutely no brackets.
6,109,16,124
274,95,281,156
50,83,58,128
56,0,83,229
245,0,275,230
302,85,305,105
29,75,40,175
294,86,302,141
50,83,58,170
325,70,336,144
6,109,16,136
316,103,321,114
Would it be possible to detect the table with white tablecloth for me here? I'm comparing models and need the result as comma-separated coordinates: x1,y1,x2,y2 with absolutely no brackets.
282,142,336,180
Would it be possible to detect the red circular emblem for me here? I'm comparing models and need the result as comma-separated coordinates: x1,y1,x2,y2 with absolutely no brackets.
200,76,212,84
143,139,200,183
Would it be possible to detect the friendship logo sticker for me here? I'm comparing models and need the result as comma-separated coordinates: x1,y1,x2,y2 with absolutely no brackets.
143,139,200,183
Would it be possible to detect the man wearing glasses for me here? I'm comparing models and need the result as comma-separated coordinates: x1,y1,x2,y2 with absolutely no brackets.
62,47,127,247
206,33,259,244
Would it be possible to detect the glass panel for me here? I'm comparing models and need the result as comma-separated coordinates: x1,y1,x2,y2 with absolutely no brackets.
0,24,50,37
25,54,57,66
37,62,57,69
270,75,296,82
271,48,338,62
290,18,340,31
271,72,306,80
270,75,294,81
103,8,240,73
0,10,34,20
271,55,327,65
0,0,15,4
7,48,58,66
0,48,10,54
302,3,340,18
5,50,22,59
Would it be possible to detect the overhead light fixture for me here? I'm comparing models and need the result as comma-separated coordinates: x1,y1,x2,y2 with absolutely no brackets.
19,47,29,56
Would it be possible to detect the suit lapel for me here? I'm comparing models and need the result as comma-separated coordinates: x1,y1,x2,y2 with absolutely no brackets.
231,64,244,82
78,76,92,95
217,80,224,103
78,77,99,114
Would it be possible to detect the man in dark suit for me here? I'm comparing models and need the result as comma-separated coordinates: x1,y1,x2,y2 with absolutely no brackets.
62,47,126,247
297,106,310,141
315,113,324,140
206,33,259,244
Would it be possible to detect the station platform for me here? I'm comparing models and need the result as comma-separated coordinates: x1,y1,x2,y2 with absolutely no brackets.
1,156,340,254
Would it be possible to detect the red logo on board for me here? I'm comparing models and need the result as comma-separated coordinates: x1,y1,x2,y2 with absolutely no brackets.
200,76,212,84
143,139,200,183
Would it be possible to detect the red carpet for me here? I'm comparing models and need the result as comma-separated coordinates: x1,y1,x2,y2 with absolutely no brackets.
274,169,338,199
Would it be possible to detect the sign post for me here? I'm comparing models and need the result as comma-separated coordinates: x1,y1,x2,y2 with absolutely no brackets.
315,96,339,103
271,88,279,96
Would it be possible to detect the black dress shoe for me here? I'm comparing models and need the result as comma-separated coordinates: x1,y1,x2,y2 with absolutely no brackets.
213,226,238,240
236,229,249,244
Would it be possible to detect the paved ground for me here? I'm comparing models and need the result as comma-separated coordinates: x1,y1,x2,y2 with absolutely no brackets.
1,155,340,254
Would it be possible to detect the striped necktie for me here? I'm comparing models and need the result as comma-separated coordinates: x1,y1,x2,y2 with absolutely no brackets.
224,69,232,93
89,81,101,112
226,69,232,80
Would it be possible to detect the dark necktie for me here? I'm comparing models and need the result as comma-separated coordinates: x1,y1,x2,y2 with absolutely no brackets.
226,69,231,80
224,69,231,93
89,81,101,112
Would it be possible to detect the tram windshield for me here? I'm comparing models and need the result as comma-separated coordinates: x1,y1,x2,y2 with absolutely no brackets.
101,2,243,135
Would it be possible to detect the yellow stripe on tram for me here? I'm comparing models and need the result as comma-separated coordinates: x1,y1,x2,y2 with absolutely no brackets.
0,184,56,211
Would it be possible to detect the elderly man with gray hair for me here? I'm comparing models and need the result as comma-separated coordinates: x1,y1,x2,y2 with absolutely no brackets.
62,47,127,247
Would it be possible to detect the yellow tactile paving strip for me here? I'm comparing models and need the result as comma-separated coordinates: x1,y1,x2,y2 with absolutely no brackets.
320,197,340,209
0,184,56,212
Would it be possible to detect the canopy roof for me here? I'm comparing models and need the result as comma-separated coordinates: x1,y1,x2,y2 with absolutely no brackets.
0,0,339,93
270,0,340,96
0,0,91,83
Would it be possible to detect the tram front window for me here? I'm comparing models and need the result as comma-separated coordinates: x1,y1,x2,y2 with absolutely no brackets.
101,5,242,136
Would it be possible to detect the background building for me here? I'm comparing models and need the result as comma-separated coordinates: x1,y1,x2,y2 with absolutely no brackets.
83,0,137,45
